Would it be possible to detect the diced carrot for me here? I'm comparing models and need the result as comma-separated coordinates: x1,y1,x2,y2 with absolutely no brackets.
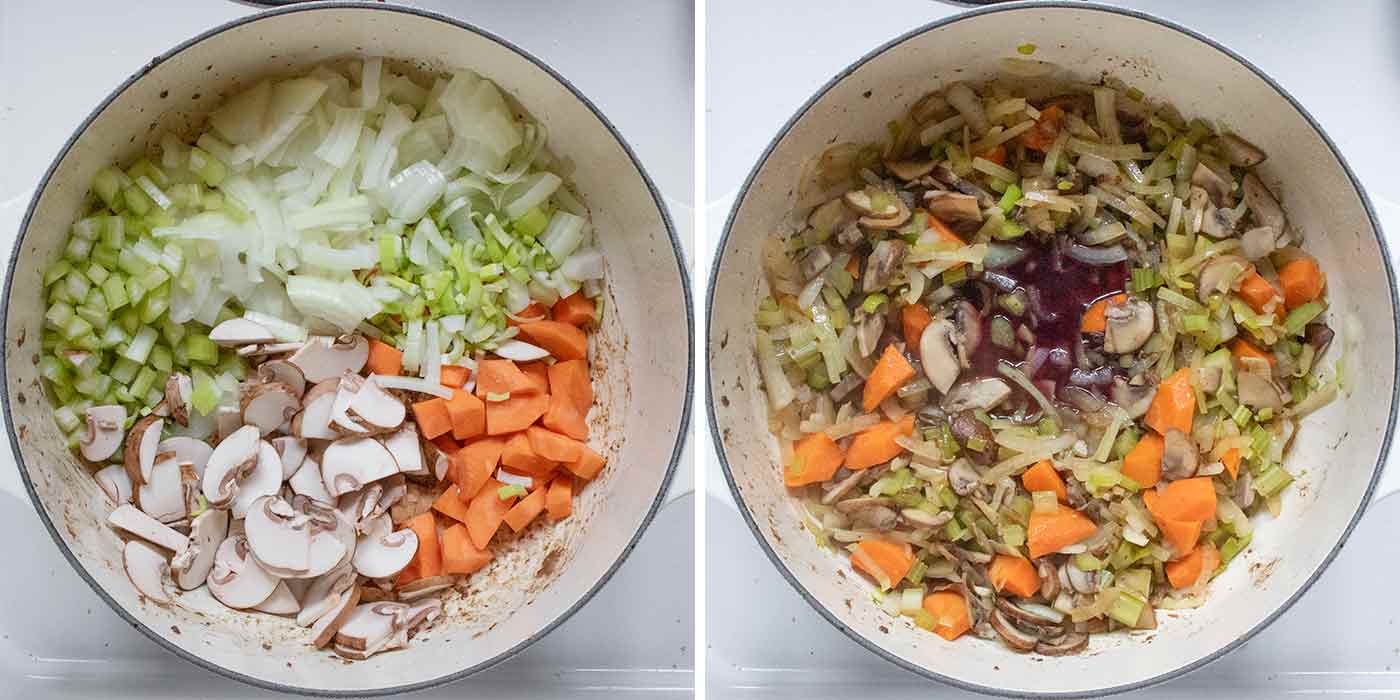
1143,477,1218,521
412,398,453,440
553,292,597,327
515,320,589,361
446,389,486,441
466,478,516,549
431,434,462,457
1021,459,1068,503
452,437,507,501
527,425,584,463
979,143,1007,166
543,359,592,440
1145,368,1195,436
432,485,471,524
546,475,573,522
1081,293,1127,334
440,523,493,575
1019,105,1065,152
439,365,471,388
501,432,556,476
989,555,1041,598
1230,338,1275,367
922,591,972,641
475,359,540,398
1166,545,1208,589
1157,516,1202,556
862,345,916,411
405,512,442,578
844,414,916,470
505,301,550,327
365,339,403,377
486,393,550,436
1278,257,1325,309
845,256,861,279
1027,505,1098,559
850,540,914,590
518,361,551,395
1221,447,1242,480
396,562,420,587
784,432,846,487
924,216,968,273
901,304,933,348
1237,272,1280,314
503,486,548,532
567,443,608,480
1122,433,1164,489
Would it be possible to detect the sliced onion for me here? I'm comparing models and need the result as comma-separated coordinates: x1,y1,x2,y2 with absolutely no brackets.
983,243,1028,270
1066,243,1128,266
369,374,452,398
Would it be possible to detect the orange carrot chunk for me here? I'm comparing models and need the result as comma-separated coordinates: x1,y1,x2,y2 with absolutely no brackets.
527,425,584,463
475,359,540,398
440,523,493,575
466,478,517,549
503,486,549,533
439,365,472,388
519,361,551,395
543,359,592,440
901,304,933,348
922,591,973,641
453,437,507,501
863,345,916,412
784,432,846,487
989,555,1041,597
1221,447,1242,480
850,539,914,590
567,443,608,481
501,432,556,476
412,398,453,440
446,389,487,441
1021,459,1068,503
1229,338,1275,367
844,415,916,470
505,301,550,327
396,562,421,587
1122,433,1164,489
486,393,550,436
515,320,589,361
553,292,597,327
1019,105,1065,152
405,512,442,579
546,475,573,522
365,339,403,377
1278,257,1325,309
1027,505,1098,559
1157,516,1202,556
1081,293,1127,334
1143,477,1217,521
1237,272,1280,314
433,485,472,524
1145,368,1195,436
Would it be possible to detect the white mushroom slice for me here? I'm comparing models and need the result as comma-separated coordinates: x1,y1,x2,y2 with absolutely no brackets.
312,585,362,648
123,540,171,604
330,372,371,434
242,382,301,435
290,455,334,505
240,342,306,358
230,441,285,519
288,335,369,383
374,475,407,518
157,436,213,478
345,377,406,430
293,379,341,440
383,424,425,475
403,597,443,639
322,437,400,498
942,377,1013,413
337,485,383,532
1243,173,1286,235
253,581,302,615
202,425,261,509
433,452,450,481
123,416,164,486
285,577,313,602
165,374,193,426
173,508,228,590
919,319,961,394
80,405,127,462
95,464,133,504
271,436,308,479
209,318,276,347
296,563,357,627
335,602,408,653
137,456,188,523
215,406,242,442
1103,299,1155,355
352,515,418,578
108,504,188,554
258,360,307,398
493,339,550,362
397,575,454,601
1218,133,1267,167
245,495,314,576
207,536,281,609
291,500,354,579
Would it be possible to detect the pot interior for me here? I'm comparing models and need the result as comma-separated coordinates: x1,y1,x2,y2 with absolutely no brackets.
4,5,688,694
709,5,1394,695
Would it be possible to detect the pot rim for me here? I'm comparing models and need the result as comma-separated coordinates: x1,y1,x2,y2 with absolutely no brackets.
0,1,693,696
705,1,1397,697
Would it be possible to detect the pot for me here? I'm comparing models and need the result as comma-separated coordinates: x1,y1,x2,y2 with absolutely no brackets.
707,3,1396,696
1,3,691,695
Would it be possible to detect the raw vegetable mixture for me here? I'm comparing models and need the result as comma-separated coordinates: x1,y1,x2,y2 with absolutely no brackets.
42,57,609,659
756,63,1339,653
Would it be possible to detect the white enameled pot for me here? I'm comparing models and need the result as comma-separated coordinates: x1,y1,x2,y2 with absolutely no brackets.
2,3,691,695
708,3,1396,696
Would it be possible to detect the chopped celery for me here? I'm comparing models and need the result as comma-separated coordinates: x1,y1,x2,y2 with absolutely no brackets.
190,368,219,415
1074,553,1103,571
130,367,157,398
1108,590,1147,627
998,183,1022,214
185,334,219,365
1253,466,1294,497
497,484,527,500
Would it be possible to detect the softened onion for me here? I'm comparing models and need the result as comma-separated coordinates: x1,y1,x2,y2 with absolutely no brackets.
1066,243,1129,266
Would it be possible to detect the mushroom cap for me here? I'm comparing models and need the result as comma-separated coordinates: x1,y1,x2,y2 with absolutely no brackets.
271,436,308,479
288,335,369,383
289,455,334,505
245,495,314,576
311,584,362,648
207,536,281,609
201,425,261,509
208,317,276,347
335,601,408,653
174,508,229,590
330,372,372,435
321,436,401,498
291,499,355,579
241,382,301,435
156,436,214,478
383,424,425,475
95,464,133,504
942,377,1012,413
296,562,357,627
294,379,342,440
80,405,127,462
920,319,961,394
351,514,418,578
230,440,285,519
1102,299,1155,355
257,360,308,398
215,406,243,442
345,376,407,431
108,503,188,554
123,415,164,486
136,456,188,523
165,373,193,426
253,581,303,616
123,540,171,604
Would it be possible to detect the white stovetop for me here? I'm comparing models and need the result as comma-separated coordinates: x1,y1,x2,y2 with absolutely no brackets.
703,0,1400,697
0,0,694,697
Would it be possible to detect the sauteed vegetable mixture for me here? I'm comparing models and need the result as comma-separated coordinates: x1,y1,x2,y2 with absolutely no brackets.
756,69,1339,652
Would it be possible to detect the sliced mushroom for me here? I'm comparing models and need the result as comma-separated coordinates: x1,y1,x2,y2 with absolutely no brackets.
294,378,341,440
202,425,260,509
271,436,308,479
848,504,898,531
239,341,306,358
95,464,133,504
208,536,281,609
402,596,444,639
1161,429,1198,481
843,188,901,218
296,562,357,627
925,192,983,234
1191,163,1233,207
996,597,1063,627
311,584,362,648
1037,560,1059,600
901,509,953,528
245,495,314,576
821,469,866,505
123,540,172,604
334,602,408,657
1306,323,1334,356
345,376,407,431
833,496,895,513
942,378,1012,413
163,374,192,426
288,335,369,383
1240,226,1278,261
1064,562,1099,594
123,416,164,486
209,317,276,347
294,500,353,578
321,436,401,498
258,360,307,399
253,581,302,616
81,405,127,462
290,455,334,505
1243,173,1286,234
108,504,188,554
1237,370,1286,410
953,301,983,367
861,239,906,291
886,159,936,181
808,197,857,235
920,319,961,394
352,515,418,578
493,339,550,362
1102,299,1154,354
855,311,885,359
1235,468,1256,509
215,406,242,442
1217,133,1266,167
173,508,228,590
797,244,833,281
156,436,214,478
242,382,301,435
948,459,980,496
383,424,426,476
1196,255,1252,302
137,455,188,523
1035,632,1089,656
397,575,455,601
949,410,994,463
989,609,1040,652
1110,378,1157,419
